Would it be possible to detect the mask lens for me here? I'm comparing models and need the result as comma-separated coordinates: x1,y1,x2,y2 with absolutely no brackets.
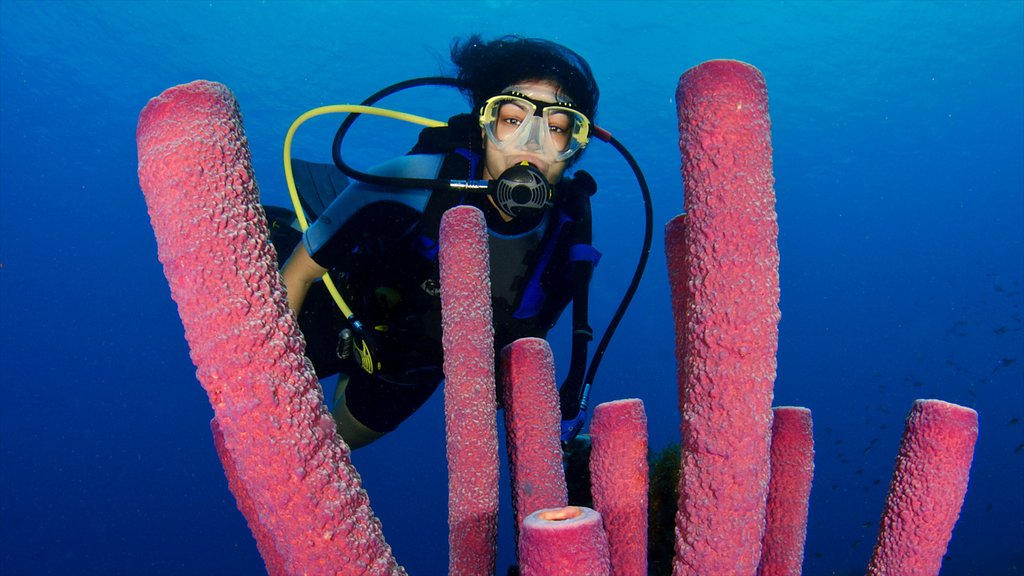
480,94,591,161
543,107,588,159
483,95,535,146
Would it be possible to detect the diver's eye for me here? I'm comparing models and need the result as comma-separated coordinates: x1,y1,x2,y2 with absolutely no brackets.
546,111,573,149
495,102,529,139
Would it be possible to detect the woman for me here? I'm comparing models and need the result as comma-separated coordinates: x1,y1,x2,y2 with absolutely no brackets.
282,35,601,448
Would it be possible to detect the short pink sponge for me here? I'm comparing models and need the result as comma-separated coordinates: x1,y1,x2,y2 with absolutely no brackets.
518,506,610,576
501,338,567,552
868,399,978,575
589,399,649,576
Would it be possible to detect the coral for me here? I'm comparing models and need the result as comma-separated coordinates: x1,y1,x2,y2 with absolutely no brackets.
867,400,979,575
668,59,780,575
139,71,979,576
501,338,568,552
137,80,403,575
518,507,610,576
758,407,815,576
439,206,500,575
589,399,649,575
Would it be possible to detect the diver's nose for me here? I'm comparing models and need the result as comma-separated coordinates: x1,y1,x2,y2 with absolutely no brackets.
521,117,545,152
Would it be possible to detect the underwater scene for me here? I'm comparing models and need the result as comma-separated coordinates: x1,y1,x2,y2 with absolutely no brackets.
1,1,1022,574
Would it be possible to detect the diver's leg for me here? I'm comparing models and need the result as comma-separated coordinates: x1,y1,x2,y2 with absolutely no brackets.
332,375,384,449
337,369,443,449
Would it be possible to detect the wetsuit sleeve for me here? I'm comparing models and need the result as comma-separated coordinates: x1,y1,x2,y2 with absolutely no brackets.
301,155,444,268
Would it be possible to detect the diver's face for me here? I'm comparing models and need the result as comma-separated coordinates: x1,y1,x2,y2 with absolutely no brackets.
481,80,570,185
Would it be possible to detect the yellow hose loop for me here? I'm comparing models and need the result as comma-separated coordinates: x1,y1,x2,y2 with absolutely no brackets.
282,105,446,318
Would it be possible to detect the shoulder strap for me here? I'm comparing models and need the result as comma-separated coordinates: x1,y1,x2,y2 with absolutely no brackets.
556,170,602,428
407,113,485,243
408,113,483,157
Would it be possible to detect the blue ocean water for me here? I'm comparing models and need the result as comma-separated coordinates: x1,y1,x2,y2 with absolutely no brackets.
1,0,1021,574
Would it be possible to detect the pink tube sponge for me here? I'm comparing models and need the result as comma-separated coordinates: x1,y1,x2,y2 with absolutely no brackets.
519,507,610,576
867,399,978,576
211,418,286,576
501,338,567,550
758,407,814,576
137,80,403,575
439,205,499,576
589,399,649,576
668,59,779,575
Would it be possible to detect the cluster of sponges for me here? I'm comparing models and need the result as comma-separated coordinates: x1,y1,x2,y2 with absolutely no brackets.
137,63,977,576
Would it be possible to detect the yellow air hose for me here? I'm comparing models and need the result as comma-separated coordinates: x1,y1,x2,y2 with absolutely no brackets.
283,105,445,320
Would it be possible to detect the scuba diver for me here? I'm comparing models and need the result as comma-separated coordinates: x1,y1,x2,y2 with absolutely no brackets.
271,35,652,450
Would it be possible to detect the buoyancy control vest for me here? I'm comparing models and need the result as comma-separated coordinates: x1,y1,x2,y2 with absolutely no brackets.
301,126,598,384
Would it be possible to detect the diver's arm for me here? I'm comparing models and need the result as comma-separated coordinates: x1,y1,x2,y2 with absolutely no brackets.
282,243,328,314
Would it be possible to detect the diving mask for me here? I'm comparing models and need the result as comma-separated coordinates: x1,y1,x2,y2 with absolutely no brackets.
479,92,591,162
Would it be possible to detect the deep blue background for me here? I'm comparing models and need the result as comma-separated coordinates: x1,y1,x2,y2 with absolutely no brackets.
2,1,1021,574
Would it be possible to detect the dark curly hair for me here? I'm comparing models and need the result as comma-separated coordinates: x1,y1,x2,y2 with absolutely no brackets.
451,34,600,126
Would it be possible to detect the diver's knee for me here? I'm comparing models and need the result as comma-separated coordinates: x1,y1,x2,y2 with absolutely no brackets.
332,392,384,449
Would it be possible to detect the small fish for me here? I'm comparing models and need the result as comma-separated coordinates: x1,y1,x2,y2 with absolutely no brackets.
873,479,881,485
994,326,1009,335
1000,358,1017,368
1010,418,1020,426
986,503,993,512
1015,443,1024,454
913,381,924,387
862,521,873,527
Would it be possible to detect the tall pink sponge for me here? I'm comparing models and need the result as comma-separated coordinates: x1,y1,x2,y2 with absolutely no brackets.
137,80,404,575
501,338,567,553
439,205,500,576
757,407,814,576
867,399,978,576
589,399,649,576
519,507,610,576
667,59,779,575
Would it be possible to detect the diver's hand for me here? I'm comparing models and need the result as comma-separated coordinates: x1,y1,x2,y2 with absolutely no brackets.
560,409,587,448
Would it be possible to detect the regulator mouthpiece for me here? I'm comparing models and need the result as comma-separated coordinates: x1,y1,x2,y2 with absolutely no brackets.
491,162,552,218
